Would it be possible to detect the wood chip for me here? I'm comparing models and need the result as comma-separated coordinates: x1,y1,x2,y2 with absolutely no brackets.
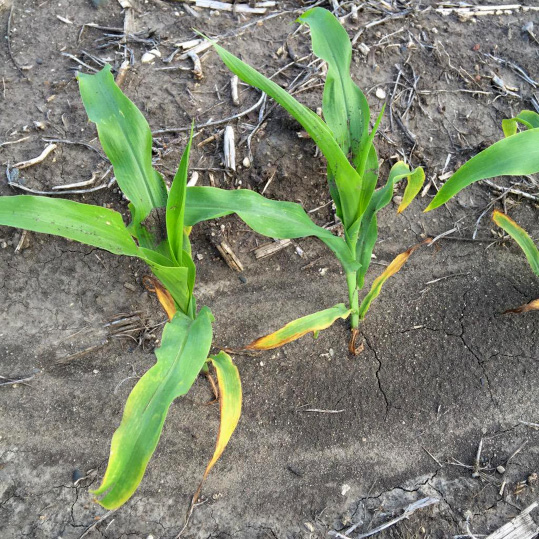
485,502,538,539
254,239,292,260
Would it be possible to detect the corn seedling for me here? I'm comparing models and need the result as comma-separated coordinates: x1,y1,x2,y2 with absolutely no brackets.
0,66,242,510
426,109,539,313
184,8,432,352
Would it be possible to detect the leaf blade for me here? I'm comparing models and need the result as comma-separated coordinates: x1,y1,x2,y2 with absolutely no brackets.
425,129,539,212
185,186,358,272
0,195,139,256
92,307,214,510
245,304,351,350
492,210,539,275
78,66,168,237
206,38,363,230
355,161,424,288
166,128,193,265
298,7,370,163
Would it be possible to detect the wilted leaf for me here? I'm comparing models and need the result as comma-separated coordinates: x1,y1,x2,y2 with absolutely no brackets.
503,298,539,314
193,352,242,502
246,304,351,350
357,239,432,320
143,275,176,321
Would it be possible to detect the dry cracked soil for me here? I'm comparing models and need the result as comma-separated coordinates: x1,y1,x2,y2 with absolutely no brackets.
0,1,538,538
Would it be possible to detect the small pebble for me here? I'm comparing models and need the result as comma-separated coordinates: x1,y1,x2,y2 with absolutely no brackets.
196,253,204,261
141,49,161,64
496,465,506,474
357,43,370,56
72,469,83,483
124,282,137,292
304,522,315,532
242,156,251,168
375,87,386,100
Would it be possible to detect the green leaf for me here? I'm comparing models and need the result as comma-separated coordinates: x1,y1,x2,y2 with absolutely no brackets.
493,210,539,276
357,239,431,320
92,307,214,510
245,304,351,350
502,110,539,137
206,36,363,231
166,127,193,265
185,186,358,272
425,128,539,212
0,195,139,256
355,162,425,288
298,7,370,165
78,66,168,245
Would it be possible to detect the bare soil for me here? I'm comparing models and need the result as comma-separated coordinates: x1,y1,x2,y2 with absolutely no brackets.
1,1,538,538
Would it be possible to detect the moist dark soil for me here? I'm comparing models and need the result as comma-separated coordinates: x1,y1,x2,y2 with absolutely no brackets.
1,1,538,538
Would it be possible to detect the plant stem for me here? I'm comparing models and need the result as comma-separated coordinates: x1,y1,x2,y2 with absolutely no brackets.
346,271,359,329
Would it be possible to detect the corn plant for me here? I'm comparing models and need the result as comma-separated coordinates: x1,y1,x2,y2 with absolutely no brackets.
183,7,432,352
426,109,539,312
0,66,241,510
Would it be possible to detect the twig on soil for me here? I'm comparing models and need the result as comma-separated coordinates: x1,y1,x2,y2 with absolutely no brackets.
429,227,458,246
352,9,413,45
42,138,108,160
506,440,527,465
483,502,538,539
6,6,27,78
253,239,292,260
152,92,266,135
184,1,276,14
483,53,537,89
297,408,345,414
13,143,57,169
330,497,439,539
78,510,117,539
480,179,539,203
425,273,471,285
0,374,36,387
519,420,539,429
0,136,30,147
472,438,483,478
422,446,444,467
61,52,99,73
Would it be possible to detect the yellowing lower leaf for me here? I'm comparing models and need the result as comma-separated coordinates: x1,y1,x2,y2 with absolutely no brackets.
357,239,432,320
246,304,351,350
503,298,539,314
193,352,241,504
143,275,177,321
